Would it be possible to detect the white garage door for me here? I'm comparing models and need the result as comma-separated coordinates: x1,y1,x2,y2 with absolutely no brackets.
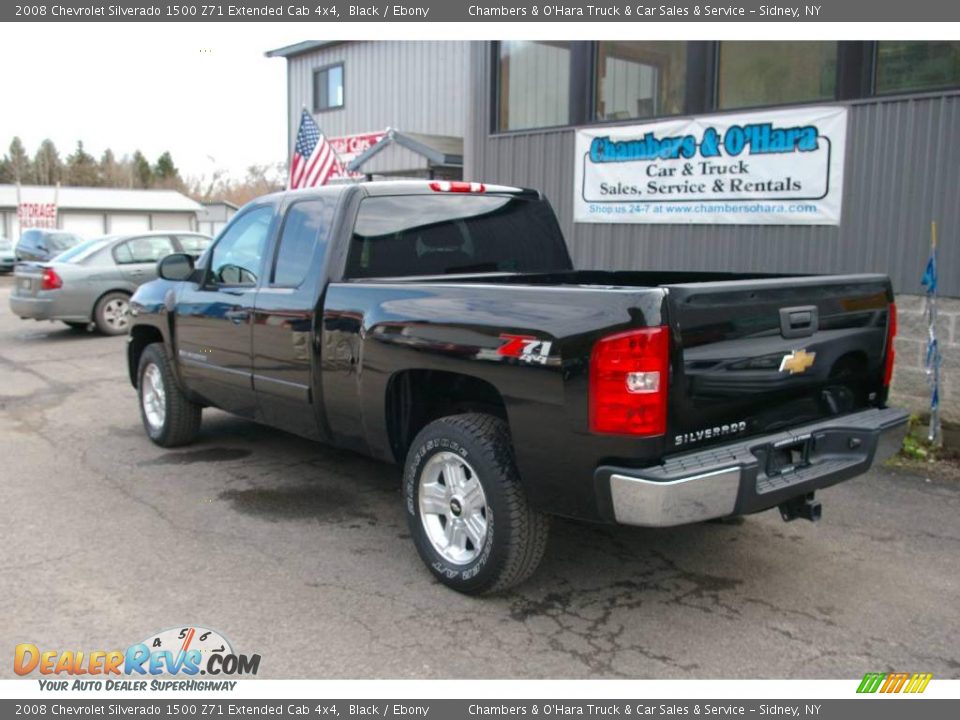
151,213,193,231
109,214,150,233
60,212,106,238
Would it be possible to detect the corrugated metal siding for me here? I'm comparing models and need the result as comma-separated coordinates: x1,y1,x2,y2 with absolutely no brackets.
286,41,471,152
466,43,960,298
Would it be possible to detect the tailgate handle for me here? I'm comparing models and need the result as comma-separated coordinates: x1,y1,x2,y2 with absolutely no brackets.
780,306,818,338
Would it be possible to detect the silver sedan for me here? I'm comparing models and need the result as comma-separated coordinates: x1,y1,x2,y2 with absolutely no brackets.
9,232,211,335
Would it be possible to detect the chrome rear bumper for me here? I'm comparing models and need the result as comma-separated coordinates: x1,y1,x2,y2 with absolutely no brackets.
600,407,910,527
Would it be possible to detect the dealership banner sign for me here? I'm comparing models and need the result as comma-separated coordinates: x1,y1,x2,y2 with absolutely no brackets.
329,130,386,180
574,106,847,225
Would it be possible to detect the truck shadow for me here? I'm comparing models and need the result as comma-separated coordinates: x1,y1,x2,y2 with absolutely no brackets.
162,413,797,602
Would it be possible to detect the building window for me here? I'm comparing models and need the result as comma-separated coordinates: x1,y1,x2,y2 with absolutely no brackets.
313,64,344,112
875,41,960,94
717,42,838,109
594,42,687,122
498,41,571,131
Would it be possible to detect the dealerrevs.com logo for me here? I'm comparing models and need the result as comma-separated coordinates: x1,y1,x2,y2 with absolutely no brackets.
14,626,260,691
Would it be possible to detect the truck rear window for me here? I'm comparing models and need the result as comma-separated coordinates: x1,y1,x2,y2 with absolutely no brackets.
345,194,572,279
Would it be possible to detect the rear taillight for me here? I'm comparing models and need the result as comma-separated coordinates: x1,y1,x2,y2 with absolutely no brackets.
589,326,669,436
428,181,486,193
882,302,897,387
40,267,62,291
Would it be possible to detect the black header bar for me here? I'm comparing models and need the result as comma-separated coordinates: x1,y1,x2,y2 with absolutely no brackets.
5,1,960,23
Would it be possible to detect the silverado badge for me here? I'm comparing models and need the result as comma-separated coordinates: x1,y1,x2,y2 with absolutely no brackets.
779,349,816,374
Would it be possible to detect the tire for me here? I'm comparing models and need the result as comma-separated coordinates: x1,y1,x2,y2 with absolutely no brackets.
93,292,131,336
404,413,549,595
137,343,202,448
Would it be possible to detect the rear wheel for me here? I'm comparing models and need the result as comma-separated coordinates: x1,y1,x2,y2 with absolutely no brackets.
137,343,202,447
94,292,131,335
404,413,550,595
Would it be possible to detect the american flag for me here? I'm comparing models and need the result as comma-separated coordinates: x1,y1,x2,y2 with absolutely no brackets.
289,109,339,189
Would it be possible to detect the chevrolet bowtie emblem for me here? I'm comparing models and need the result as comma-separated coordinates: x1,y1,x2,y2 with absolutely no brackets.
779,349,816,374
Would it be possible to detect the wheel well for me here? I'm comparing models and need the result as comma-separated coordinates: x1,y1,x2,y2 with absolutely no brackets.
93,287,132,313
128,325,164,388
385,369,508,463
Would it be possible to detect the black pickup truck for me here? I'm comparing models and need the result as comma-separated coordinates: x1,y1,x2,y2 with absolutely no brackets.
127,180,908,594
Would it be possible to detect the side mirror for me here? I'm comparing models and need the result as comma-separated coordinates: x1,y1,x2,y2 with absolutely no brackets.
158,253,195,281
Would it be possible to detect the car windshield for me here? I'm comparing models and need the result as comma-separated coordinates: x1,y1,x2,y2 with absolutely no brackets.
54,237,112,263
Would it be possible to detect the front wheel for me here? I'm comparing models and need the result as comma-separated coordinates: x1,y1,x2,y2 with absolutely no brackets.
404,413,550,595
137,343,202,447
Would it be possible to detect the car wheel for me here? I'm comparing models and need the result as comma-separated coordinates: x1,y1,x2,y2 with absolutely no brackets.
404,413,550,595
137,343,202,447
94,292,131,335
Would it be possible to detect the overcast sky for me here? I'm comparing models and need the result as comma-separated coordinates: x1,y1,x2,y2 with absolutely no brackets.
0,25,308,182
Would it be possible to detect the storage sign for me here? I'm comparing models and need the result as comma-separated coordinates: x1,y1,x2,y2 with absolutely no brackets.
574,106,847,225
18,201,57,229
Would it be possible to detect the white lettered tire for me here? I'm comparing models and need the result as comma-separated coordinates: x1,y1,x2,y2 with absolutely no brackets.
404,413,550,595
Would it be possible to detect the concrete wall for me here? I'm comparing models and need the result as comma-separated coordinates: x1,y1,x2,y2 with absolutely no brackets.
892,295,958,425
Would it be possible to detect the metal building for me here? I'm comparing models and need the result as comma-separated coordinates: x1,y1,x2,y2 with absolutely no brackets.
197,200,238,238
0,184,202,240
467,42,959,297
267,40,470,180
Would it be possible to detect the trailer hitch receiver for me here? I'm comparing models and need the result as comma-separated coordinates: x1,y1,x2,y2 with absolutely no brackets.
779,492,821,522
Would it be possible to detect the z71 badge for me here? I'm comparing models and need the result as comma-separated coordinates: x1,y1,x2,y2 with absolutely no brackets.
497,334,553,365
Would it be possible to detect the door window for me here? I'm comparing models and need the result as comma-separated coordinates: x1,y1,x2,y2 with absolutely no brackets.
272,199,332,287
207,206,274,287
114,236,176,264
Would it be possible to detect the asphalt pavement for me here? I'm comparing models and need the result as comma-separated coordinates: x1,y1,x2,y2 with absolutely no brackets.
1,275,958,679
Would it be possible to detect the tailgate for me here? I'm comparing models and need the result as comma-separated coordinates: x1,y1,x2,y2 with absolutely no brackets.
664,274,893,451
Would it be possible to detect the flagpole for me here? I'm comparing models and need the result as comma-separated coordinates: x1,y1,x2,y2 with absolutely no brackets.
15,181,22,239
924,220,941,447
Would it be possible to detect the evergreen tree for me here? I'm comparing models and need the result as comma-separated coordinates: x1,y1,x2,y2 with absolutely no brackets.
131,150,153,188
98,148,127,188
65,140,100,186
33,139,63,186
7,137,33,184
153,151,183,189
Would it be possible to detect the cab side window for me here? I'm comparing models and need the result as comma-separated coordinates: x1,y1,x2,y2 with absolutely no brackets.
114,236,176,264
272,199,332,287
207,207,274,287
